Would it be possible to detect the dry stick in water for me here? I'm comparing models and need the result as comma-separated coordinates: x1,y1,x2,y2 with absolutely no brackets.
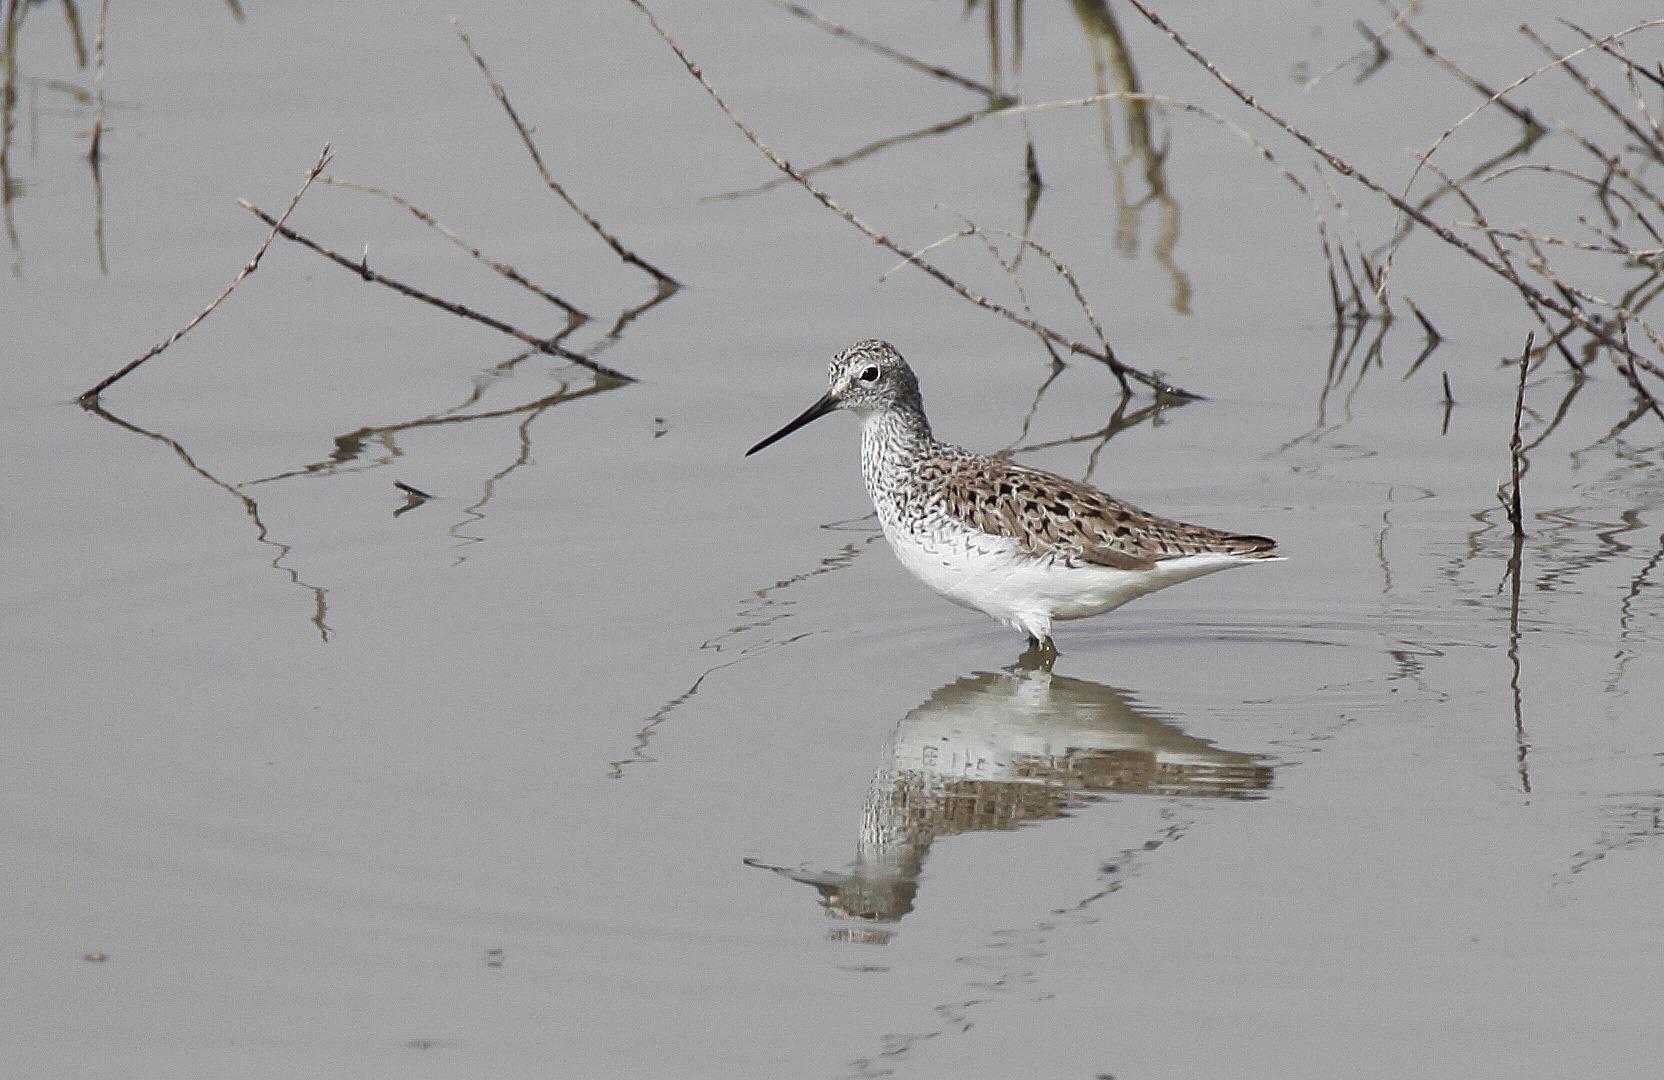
623,0,1192,400
892,217,1062,365
78,144,333,404
1420,157,1582,374
907,219,1119,365
239,203,634,384
1124,0,1664,383
1384,20,1661,289
769,1,1006,99
707,107,991,203
1000,91,1362,327
319,176,590,325
452,19,678,297
1504,333,1533,537
1521,23,1661,163
1621,333,1664,424
1382,2,1544,130
1406,297,1442,341
1544,271,1664,391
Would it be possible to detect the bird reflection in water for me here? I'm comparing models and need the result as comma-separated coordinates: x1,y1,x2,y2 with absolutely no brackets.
748,649,1272,942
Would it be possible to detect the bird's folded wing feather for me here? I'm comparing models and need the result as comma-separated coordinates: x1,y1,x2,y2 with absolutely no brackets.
924,457,1278,567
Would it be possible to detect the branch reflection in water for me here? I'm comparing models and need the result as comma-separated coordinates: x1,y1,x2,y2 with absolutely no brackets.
749,651,1271,942
79,400,334,641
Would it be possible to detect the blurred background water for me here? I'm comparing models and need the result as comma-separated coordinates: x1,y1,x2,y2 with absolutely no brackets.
3,2,1661,1077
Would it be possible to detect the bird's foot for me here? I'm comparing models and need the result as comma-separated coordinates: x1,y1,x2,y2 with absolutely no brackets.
1013,636,1059,672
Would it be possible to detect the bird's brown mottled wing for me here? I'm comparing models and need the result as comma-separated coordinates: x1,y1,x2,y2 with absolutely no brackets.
920,456,1278,566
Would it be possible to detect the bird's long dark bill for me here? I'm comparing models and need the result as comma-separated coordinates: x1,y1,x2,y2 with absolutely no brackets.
745,392,837,456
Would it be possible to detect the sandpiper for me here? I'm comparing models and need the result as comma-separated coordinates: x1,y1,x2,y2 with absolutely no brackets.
746,340,1282,649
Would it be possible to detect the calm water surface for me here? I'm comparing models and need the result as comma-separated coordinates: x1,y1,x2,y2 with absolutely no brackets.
4,2,1660,1077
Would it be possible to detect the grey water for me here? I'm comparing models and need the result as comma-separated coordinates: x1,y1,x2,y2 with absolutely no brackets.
3,2,1660,1077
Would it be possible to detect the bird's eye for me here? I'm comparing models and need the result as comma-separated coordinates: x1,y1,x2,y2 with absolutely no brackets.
860,366,880,382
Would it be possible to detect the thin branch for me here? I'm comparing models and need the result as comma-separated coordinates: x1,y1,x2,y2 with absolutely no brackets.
769,1,1005,99
1399,22,1659,220
1373,19,1661,289
979,224,1119,382
1315,167,1375,317
1123,1,1663,369
1521,23,1662,163
1382,1,1543,129
623,0,1196,399
319,176,589,324
1417,157,1561,368
452,18,679,294
959,220,1067,366
884,219,1083,371
1617,320,1664,424
78,143,333,404
1003,91,1369,323
1570,23,1664,148
1504,333,1533,537
706,107,989,202
1560,22,1664,95
1517,247,1664,381
1468,220,1660,260
239,203,635,383
1406,297,1442,341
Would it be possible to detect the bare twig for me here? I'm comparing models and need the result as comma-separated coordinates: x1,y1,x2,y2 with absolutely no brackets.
1308,166,1379,317
1504,333,1533,537
1616,321,1664,424
452,18,678,295
1393,22,1662,231
78,144,333,404
1406,297,1442,340
1468,220,1659,260
903,216,1087,373
1002,91,1355,322
977,224,1119,380
1417,157,1579,372
238,203,635,383
624,0,1197,399
1124,1,1664,374
1521,23,1662,163
1516,249,1664,382
706,108,990,202
769,1,1005,99
319,176,589,324
1566,20,1664,148
1382,1,1543,129
975,228,1067,367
